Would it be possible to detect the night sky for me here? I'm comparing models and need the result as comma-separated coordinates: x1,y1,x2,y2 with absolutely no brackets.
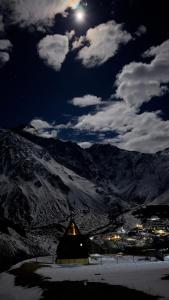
0,0,169,153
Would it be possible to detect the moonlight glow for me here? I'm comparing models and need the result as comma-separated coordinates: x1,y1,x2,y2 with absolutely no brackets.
75,10,85,22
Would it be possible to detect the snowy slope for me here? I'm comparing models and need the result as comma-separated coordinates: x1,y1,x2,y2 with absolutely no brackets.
36,259,169,299
17,128,169,206
0,129,169,230
0,129,107,228
1,257,169,299
150,189,169,205
1,127,169,270
1,127,169,230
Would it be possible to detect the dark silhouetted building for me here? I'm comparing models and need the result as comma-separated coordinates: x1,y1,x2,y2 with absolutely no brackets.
56,220,89,264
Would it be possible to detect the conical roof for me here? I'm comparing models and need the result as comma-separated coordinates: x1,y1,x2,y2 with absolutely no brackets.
65,220,80,236
57,220,89,260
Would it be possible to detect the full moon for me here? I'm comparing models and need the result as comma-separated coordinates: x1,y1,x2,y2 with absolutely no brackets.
75,10,85,22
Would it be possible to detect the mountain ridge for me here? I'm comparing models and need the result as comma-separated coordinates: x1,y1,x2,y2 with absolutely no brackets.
0,127,169,229
13,127,169,207
0,127,169,271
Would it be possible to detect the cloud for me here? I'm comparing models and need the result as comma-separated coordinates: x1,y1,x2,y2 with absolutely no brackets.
25,101,169,153
0,39,13,51
0,51,10,67
74,101,132,132
0,39,13,67
78,142,93,149
0,15,5,32
72,36,86,50
66,30,75,41
71,95,102,107
73,101,169,153
115,39,169,108
28,119,51,129
59,39,169,153
135,25,147,37
37,34,69,71
112,111,169,153
0,0,81,28
76,20,132,68
24,119,58,138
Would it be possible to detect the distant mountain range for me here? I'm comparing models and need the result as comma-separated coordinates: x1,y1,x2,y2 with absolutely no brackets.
1,127,169,227
0,127,169,270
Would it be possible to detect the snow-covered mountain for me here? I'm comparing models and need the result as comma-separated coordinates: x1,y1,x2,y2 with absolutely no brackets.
1,127,169,270
1,127,169,226
15,127,169,207
0,129,107,228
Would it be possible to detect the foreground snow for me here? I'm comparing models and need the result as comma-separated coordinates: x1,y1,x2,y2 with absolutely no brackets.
0,256,169,299
36,257,169,299
0,272,42,300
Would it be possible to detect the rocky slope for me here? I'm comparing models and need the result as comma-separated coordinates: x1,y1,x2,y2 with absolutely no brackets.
0,129,107,228
1,127,169,270
15,127,169,207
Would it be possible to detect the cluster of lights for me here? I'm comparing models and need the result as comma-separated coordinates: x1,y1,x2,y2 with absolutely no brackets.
127,237,136,242
150,216,160,221
135,224,143,229
105,234,121,241
155,229,168,236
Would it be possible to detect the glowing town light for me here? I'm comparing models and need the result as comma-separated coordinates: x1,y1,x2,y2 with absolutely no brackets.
135,224,143,229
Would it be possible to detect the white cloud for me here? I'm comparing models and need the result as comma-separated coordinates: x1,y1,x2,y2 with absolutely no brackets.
76,20,132,68
29,119,52,129
0,15,5,32
113,112,169,153
0,39,13,67
37,34,69,71
115,39,169,108
39,130,58,138
78,142,93,149
26,96,169,152
0,51,10,66
135,25,147,37
24,119,58,138
73,101,169,153
43,38,169,153
0,0,81,28
74,101,132,132
68,38,169,153
71,95,102,107
72,36,86,50
66,30,75,41
0,39,12,51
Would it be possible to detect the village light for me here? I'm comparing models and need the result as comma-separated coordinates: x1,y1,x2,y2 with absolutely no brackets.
80,243,83,247
136,224,143,229
105,237,111,241
89,236,94,240
117,226,126,234
114,235,121,240
127,237,136,241
150,216,160,221
105,234,121,241
156,229,167,236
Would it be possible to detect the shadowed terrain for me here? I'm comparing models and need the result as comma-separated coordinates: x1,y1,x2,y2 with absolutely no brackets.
9,262,160,300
